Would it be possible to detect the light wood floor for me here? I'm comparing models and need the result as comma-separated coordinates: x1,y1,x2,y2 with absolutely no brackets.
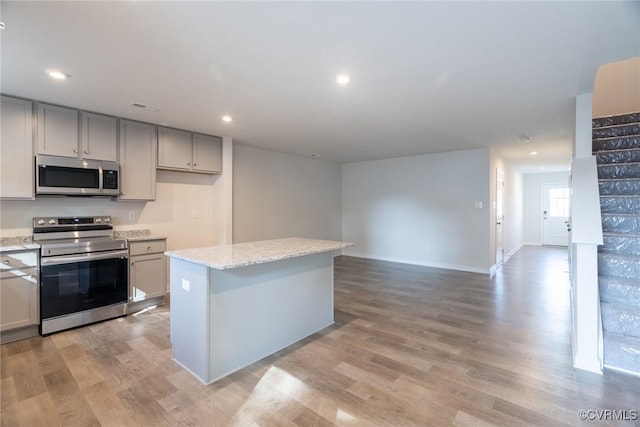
2,246,639,426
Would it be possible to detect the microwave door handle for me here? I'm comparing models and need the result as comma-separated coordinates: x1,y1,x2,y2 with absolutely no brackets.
41,250,129,266
98,165,104,193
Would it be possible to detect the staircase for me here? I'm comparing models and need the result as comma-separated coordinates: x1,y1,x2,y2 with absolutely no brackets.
592,112,640,376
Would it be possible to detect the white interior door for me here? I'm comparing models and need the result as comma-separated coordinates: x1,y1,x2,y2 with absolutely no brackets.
495,169,504,265
542,183,570,246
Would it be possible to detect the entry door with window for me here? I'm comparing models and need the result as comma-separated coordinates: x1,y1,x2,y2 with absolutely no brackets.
542,183,570,246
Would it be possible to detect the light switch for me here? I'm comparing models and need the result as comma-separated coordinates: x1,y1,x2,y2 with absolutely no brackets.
181,278,190,292
475,201,483,209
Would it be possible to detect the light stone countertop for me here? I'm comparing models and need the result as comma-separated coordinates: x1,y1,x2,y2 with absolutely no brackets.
114,229,167,242
0,236,40,252
165,237,353,270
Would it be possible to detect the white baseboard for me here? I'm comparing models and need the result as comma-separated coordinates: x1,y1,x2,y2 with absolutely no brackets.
573,354,603,375
343,251,491,275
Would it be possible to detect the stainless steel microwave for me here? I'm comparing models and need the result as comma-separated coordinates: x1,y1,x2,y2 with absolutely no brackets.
36,155,120,196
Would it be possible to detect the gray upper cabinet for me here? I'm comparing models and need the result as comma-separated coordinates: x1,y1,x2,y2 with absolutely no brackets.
1,96,34,199
36,103,78,157
80,112,117,161
157,127,222,174
193,134,222,173
157,127,192,170
119,120,157,201
37,103,117,161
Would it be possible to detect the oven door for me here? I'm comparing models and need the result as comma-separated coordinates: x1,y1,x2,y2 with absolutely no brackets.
40,250,129,320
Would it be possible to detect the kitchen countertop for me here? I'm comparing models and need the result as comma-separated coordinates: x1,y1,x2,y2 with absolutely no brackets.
0,236,40,252
164,237,352,270
114,229,167,241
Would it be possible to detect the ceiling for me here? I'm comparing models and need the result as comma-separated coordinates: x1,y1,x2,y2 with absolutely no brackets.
1,2,639,170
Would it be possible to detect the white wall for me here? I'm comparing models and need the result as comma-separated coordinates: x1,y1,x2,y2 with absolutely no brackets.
233,145,342,243
522,171,570,245
0,139,234,251
342,148,491,274
490,151,524,264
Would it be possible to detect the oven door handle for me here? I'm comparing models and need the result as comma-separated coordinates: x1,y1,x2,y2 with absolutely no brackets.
41,249,129,266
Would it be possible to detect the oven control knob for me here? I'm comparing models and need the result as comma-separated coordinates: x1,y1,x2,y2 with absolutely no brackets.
95,218,102,223
37,219,45,225
104,217,111,223
48,219,56,225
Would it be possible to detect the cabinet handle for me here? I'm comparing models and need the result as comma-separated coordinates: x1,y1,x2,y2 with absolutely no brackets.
194,163,197,167
73,149,78,153
147,246,151,251
84,150,89,154
4,259,10,264
131,261,135,265
187,162,191,166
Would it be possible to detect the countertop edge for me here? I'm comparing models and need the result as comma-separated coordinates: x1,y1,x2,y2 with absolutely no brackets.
165,240,353,270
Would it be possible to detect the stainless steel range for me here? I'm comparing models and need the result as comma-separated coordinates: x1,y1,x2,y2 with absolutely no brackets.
33,216,128,334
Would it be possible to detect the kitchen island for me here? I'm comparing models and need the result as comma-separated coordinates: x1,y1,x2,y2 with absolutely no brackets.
164,237,352,384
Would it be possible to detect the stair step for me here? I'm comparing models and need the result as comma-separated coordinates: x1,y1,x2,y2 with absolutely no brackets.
600,276,640,307
598,253,640,280
601,213,640,235
593,135,640,152
602,302,640,338
593,113,640,129
600,196,640,214
601,233,640,257
595,148,640,165
598,178,640,196
592,123,640,139
603,332,640,376
597,163,640,179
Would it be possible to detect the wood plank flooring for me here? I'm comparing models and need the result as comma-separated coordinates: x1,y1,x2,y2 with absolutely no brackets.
2,246,639,426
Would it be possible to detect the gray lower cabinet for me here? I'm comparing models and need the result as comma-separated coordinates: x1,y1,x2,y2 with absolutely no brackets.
119,120,157,201
129,239,166,303
1,96,34,199
0,250,39,337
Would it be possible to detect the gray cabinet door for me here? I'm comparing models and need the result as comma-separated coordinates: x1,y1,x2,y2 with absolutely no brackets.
1,96,34,199
193,134,222,174
0,268,38,331
158,127,192,170
130,253,166,302
36,103,79,157
80,112,117,161
119,120,157,201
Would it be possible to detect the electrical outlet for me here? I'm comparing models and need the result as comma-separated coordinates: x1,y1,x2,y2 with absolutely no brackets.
181,279,190,292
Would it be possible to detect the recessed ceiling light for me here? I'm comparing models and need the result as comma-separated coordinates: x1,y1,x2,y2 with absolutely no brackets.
530,151,538,155
47,70,70,80
222,115,233,123
336,73,350,85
